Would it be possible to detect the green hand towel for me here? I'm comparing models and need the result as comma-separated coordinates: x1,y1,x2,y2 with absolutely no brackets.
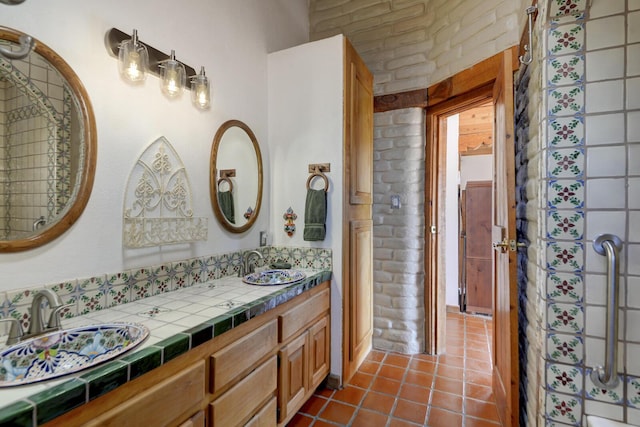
218,191,235,224
303,188,327,241
270,261,292,269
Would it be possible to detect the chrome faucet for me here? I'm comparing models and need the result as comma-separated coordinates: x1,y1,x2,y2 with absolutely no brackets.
25,289,66,338
0,318,23,345
238,250,264,277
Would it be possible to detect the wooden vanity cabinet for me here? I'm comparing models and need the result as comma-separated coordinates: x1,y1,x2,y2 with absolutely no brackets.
43,281,330,427
277,288,330,426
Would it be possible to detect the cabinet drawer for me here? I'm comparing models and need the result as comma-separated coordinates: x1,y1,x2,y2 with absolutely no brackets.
279,287,329,342
177,410,205,427
210,319,277,393
210,356,277,427
244,396,276,427
85,361,205,427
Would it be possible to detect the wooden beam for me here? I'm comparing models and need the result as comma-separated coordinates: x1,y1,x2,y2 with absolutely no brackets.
427,46,519,108
374,88,428,113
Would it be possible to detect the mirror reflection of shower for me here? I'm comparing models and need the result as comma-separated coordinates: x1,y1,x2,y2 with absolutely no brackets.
0,41,80,240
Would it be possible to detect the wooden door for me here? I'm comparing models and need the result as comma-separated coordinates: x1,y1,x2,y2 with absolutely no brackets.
491,48,519,427
342,38,374,384
463,181,493,314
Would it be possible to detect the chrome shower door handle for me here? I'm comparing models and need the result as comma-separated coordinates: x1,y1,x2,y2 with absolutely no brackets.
590,233,623,390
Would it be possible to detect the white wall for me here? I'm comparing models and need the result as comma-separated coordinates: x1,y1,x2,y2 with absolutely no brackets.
460,155,493,188
445,115,460,308
0,0,309,290
267,35,345,380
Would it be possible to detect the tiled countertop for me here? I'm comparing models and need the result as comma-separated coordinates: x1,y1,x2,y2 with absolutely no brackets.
0,269,332,426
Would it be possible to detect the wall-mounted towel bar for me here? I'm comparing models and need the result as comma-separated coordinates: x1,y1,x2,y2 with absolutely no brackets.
590,233,623,390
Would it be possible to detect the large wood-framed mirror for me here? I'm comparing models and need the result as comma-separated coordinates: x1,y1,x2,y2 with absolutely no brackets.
0,27,97,252
210,120,262,233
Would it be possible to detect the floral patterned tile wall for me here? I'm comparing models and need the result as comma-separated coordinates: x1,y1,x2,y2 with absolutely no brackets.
0,246,332,334
542,0,640,425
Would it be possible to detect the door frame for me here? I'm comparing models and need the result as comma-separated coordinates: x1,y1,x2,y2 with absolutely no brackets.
423,46,519,354
425,84,494,354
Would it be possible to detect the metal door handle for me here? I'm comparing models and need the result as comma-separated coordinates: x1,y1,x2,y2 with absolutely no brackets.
493,239,526,252
492,238,509,253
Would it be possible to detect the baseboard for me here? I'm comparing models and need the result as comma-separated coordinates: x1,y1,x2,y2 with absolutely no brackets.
446,305,461,313
325,374,342,390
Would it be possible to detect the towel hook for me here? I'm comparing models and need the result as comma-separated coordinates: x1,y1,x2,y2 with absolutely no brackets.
307,163,330,192
519,5,538,65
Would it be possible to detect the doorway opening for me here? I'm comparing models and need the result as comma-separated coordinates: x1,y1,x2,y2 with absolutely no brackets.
450,102,494,316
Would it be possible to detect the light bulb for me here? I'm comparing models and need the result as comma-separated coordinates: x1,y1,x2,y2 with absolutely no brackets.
125,52,142,80
118,30,148,83
161,50,186,98
191,66,211,109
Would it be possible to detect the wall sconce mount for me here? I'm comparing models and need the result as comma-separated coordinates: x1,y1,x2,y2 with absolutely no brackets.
106,28,211,109
106,28,196,82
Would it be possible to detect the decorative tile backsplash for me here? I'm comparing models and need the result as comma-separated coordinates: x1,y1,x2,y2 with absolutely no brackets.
540,0,640,424
0,246,332,332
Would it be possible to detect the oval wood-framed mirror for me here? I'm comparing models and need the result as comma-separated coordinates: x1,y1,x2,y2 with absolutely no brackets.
0,27,97,252
210,120,262,233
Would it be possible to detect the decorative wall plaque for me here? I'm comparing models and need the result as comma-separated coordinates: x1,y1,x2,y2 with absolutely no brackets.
123,136,207,247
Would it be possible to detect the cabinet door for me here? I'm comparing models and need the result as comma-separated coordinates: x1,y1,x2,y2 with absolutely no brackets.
278,331,309,422
309,315,330,389
463,181,492,315
342,38,374,384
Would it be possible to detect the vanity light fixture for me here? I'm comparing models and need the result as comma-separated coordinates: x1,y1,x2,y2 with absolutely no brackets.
106,28,210,108
191,66,211,109
117,29,148,83
160,50,186,98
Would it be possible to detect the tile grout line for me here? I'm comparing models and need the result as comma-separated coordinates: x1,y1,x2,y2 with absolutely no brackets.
382,352,410,427
294,313,499,427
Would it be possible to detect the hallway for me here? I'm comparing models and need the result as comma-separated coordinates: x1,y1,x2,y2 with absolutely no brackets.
287,312,500,426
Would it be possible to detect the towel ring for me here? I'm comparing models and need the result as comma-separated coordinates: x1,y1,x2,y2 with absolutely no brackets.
306,172,329,192
217,177,233,192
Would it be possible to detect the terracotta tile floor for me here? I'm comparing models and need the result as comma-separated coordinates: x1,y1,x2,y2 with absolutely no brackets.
287,312,500,427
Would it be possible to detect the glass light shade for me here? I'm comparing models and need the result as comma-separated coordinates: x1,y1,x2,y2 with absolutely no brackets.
191,66,211,109
161,50,186,98
117,30,148,83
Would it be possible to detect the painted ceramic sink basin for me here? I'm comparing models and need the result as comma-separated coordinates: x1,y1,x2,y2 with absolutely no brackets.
243,269,306,286
0,322,149,387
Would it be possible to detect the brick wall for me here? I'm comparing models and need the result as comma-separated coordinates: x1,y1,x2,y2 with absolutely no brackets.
373,108,425,353
309,0,524,94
